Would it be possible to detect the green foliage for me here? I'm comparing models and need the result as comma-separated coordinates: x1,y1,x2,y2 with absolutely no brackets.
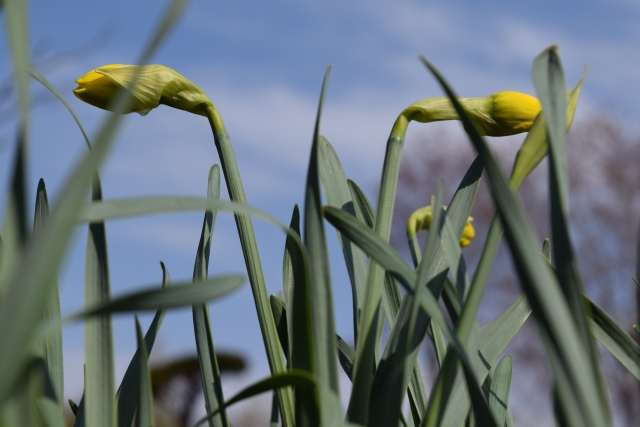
0,1,638,426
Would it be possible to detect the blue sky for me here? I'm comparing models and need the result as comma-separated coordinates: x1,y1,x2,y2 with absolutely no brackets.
1,0,639,423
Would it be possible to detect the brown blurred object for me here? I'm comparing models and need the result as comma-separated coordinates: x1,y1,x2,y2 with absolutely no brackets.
151,353,246,427
392,113,640,426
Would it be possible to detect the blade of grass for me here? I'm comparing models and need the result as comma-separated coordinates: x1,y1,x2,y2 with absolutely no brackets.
542,238,551,263
4,1,30,247
488,355,512,427
83,178,115,427
69,275,244,319
337,334,355,381
318,135,367,342
587,295,640,380
134,317,154,427
346,179,395,366
533,48,609,412
79,197,301,244
116,262,170,427
192,165,229,427
270,391,280,427
282,206,300,364
286,205,320,426
510,68,586,189
4,0,30,123
33,179,63,411
28,65,91,148
303,66,340,397
270,295,290,361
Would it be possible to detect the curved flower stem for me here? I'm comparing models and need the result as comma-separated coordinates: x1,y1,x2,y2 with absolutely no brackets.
204,104,295,427
347,113,411,424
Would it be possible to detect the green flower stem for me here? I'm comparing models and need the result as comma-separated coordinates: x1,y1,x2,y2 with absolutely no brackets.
347,113,409,424
454,160,539,348
204,104,295,427
456,215,502,344
407,231,421,268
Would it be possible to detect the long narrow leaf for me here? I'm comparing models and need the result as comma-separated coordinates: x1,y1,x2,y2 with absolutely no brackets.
304,67,340,399
28,65,91,148
33,179,63,410
192,165,229,427
134,318,154,427
116,262,170,427
84,179,115,427
587,295,640,380
282,205,300,364
337,334,355,381
286,205,320,426
533,46,610,421
318,135,367,340
270,295,290,358
488,355,512,427
69,275,244,319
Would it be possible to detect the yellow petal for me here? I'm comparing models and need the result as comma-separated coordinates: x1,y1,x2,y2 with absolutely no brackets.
487,91,541,136
73,64,211,116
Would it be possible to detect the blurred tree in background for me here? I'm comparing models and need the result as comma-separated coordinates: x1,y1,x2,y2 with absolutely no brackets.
392,112,640,427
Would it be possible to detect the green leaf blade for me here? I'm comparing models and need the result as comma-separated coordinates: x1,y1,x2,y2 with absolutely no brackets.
318,135,367,342
116,262,170,427
303,66,341,424
33,179,63,411
134,317,154,427
488,355,512,427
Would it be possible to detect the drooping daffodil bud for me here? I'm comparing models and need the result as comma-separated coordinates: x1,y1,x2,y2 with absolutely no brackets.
401,91,541,137
73,64,212,117
406,205,475,248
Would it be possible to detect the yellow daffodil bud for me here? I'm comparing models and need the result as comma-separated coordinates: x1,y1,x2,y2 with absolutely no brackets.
401,91,541,137
406,205,475,248
73,64,211,116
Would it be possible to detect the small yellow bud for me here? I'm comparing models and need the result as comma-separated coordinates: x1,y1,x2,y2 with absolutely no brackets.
485,91,541,136
406,205,475,248
73,64,211,116
401,90,541,137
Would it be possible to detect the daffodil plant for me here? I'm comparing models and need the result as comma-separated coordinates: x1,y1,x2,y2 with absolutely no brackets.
74,63,295,426
42,44,624,427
